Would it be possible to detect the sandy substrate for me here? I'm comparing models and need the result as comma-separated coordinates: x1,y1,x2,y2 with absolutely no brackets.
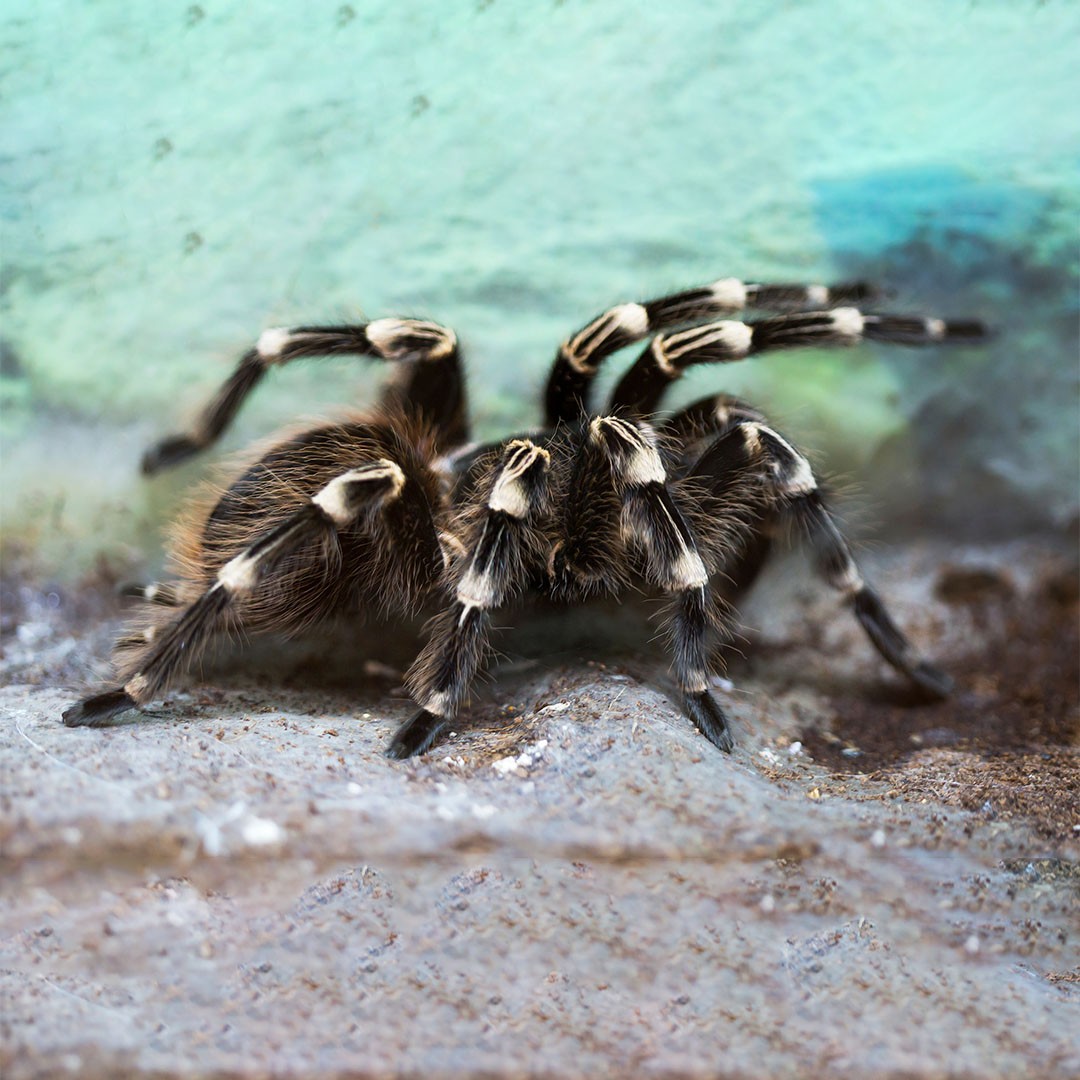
1,539,1077,1078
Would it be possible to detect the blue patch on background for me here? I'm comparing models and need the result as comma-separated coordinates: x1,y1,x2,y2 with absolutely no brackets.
814,167,1050,258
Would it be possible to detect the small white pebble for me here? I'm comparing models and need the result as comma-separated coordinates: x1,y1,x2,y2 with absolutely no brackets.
759,748,781,765
197,819,224,857
435,804,456,822
516,753,532,769
347,781,362,795
542,702,570,713
492,756,518,775
760,894,776,914
471,803,497,820
241,817,284,847
965,934,981,955
871,829,887,848
787,741,803,756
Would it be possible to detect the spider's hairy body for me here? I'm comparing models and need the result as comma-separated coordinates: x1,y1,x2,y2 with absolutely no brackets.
64,277,986,758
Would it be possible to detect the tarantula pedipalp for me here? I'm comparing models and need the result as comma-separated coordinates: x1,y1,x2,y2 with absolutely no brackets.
63,276,985,758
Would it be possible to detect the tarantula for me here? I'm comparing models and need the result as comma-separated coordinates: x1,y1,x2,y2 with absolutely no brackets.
63,276,984,758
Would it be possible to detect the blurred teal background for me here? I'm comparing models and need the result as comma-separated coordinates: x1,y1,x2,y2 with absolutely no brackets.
2,1,1078,579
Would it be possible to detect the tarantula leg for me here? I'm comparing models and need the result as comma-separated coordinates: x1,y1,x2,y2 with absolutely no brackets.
662,393,766,442
660,400,780,596
662,396,776,602
62,460,408,728
660,394,769,469
609,307,987,417
545,278,877,425
393,440,551,759
142,318,464,474
118,582,185,606
547,433,626,598
790,494,953,698
590,416,734,751
691,421,952,699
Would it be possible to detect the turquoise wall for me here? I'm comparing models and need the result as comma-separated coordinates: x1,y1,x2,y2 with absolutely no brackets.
3,2,1077,576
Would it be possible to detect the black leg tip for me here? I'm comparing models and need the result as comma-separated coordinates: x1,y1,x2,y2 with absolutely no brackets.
835,280,884,304
63,689,137,728
910,661,954,700
853,588,953,701
946,319,992,343
141,435,201,475
386,709,449,760
683,691,735,753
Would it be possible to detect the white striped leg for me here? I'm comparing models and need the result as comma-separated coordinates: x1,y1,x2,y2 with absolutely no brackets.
660,393,768,456
142,318,462,474
590,416,734,751
392,440,551,758
119,581,185,607
62,460,408,727
789,492,953,697
544,279,878,425
609,307,987,417
691,422,952,698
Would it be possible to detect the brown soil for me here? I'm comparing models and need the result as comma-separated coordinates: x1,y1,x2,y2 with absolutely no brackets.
802,559,1079,844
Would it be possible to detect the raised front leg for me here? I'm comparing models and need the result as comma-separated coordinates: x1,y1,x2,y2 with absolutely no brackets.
544,278,877,426
609,308,986,418
142,317,465,473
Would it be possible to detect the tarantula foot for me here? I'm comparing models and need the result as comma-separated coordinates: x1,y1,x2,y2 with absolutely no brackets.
683,690,735,753
141,434,202,475
908,660,954,700
63,688,138,728
386,709,449,759
853,587,953,700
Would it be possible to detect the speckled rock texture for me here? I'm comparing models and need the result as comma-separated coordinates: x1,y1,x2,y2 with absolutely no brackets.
2,541,1077,1078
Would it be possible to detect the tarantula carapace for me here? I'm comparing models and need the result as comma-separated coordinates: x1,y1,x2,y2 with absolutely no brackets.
64,276,985,758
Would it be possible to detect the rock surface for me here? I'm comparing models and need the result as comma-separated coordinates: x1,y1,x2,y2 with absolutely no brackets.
2,541,1077,1078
